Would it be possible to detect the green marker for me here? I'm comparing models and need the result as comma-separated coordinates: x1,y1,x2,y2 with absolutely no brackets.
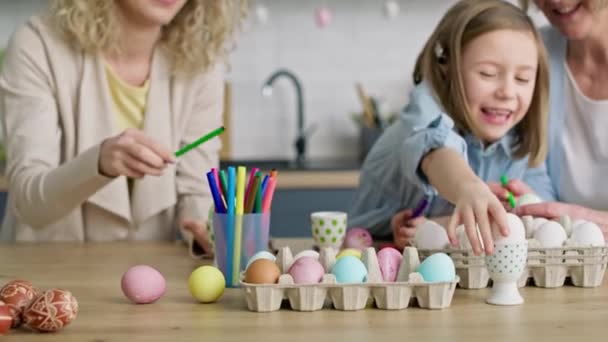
500,175,517,209
175,126,225,157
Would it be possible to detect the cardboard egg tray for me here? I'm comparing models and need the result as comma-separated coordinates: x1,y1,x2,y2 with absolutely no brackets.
418,244,608,289
240,246,459,312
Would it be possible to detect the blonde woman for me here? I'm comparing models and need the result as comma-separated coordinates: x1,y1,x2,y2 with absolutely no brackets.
348,0,552,255
502,1,608,240
0,0,246,258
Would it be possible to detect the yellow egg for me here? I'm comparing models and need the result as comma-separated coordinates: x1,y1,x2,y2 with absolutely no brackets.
336,248,362,260
188,266,226,303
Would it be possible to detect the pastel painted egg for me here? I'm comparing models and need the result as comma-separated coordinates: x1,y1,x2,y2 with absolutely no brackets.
416,253,456,283
23,289,78,333
336,248,362,260
244,259,281,284
534,221,567,247
492,213,526,245
245,251,276,270
121,265,166,304
571,222,605,247
188,266,226,303
0,280,39,328
377,247,402,282
331,256,367,283
0,302,11,335
343,228,373,250
413,221,450,250
288,256,325,284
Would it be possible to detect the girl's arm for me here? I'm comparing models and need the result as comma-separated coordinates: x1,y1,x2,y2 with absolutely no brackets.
421,147,510,255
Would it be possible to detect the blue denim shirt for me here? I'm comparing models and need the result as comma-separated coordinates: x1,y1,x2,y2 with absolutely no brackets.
348,82,555,238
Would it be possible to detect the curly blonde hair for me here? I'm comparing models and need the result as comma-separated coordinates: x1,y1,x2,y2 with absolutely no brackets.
50,0,247,73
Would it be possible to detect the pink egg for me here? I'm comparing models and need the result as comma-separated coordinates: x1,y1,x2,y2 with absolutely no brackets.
343,228,373,250
288,256,325,284
377,247,403,282
121,265,166,304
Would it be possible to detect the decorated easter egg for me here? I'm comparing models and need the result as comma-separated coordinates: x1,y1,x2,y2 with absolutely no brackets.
377,247,402,282
416,253,456,283
331,256,367,283
23,289,78,333
0,301,11,335
0,280,39,328
343,228,373,250
288,256,325,284
244,259,281,284
413,221,450,249
492,213,526,244
121,265,166,304
571,222,605,247
336,248,362,260
245,251,276,270
534,221,567,247
188,266,226,303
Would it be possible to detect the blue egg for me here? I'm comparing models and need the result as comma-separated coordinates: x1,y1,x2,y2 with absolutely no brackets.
416,253,455,283
331,256,367,283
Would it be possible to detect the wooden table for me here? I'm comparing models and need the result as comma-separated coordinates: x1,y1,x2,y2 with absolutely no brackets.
0,242,606,341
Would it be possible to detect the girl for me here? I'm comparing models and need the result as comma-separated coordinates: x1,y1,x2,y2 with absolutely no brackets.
348,0,553,256
0,0,246,258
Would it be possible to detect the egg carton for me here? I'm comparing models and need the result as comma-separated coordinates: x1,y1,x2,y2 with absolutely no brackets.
240,246,459,312
418,245,608,289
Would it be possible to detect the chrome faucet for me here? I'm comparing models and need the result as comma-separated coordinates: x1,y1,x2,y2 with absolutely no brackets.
262,69,314,167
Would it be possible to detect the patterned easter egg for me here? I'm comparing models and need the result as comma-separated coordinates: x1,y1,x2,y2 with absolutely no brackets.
23,289,78,333
0,301,12,335
0,280,39,328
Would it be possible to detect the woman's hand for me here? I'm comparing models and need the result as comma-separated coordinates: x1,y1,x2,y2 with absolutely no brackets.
181,219,214,257
447,180,510,256
391,208,426,250
99,128,175,178
487,179,534,209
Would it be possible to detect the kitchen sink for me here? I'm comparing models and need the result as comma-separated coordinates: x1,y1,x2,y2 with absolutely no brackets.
219,158,361,171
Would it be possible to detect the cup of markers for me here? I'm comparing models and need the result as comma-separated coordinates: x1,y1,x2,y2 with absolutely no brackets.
206,166,278,288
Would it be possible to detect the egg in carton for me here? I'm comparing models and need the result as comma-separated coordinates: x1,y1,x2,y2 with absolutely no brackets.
240,245,460,312
523,215,607,288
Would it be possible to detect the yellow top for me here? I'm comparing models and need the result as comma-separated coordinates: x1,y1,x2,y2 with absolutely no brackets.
104,63,150,131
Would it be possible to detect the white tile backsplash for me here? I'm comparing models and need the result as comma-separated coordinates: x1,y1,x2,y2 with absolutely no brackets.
0,0,549,161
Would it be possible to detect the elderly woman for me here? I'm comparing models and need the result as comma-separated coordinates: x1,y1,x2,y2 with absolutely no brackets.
502,0,608,240
0,0,246,258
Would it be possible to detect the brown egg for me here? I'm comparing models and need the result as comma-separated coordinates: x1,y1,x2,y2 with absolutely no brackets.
23,288,78,333
244,259,281,284
0,280,39,328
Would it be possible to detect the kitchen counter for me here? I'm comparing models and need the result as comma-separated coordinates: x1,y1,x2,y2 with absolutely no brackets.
0,241,606,341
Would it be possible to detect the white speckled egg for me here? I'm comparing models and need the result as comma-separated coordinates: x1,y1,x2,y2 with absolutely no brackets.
571,222,605,247
413,221,450,250
492,213,526,245
534,221,567,247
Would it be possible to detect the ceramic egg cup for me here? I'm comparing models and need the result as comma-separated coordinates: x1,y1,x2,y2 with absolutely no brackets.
240,246,459,312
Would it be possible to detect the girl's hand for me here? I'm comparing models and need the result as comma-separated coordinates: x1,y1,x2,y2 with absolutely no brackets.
447,180,510,256
181,219,214,257
391,208,427,250
99,128,175,179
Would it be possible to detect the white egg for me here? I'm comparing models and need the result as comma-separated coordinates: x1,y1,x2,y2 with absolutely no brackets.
533,221,567,248
492,213,526,244
517,193,543,206
572,219,588,230
571,222,605,247
456,224,484,250
528,217,548,238
413,221,450,250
